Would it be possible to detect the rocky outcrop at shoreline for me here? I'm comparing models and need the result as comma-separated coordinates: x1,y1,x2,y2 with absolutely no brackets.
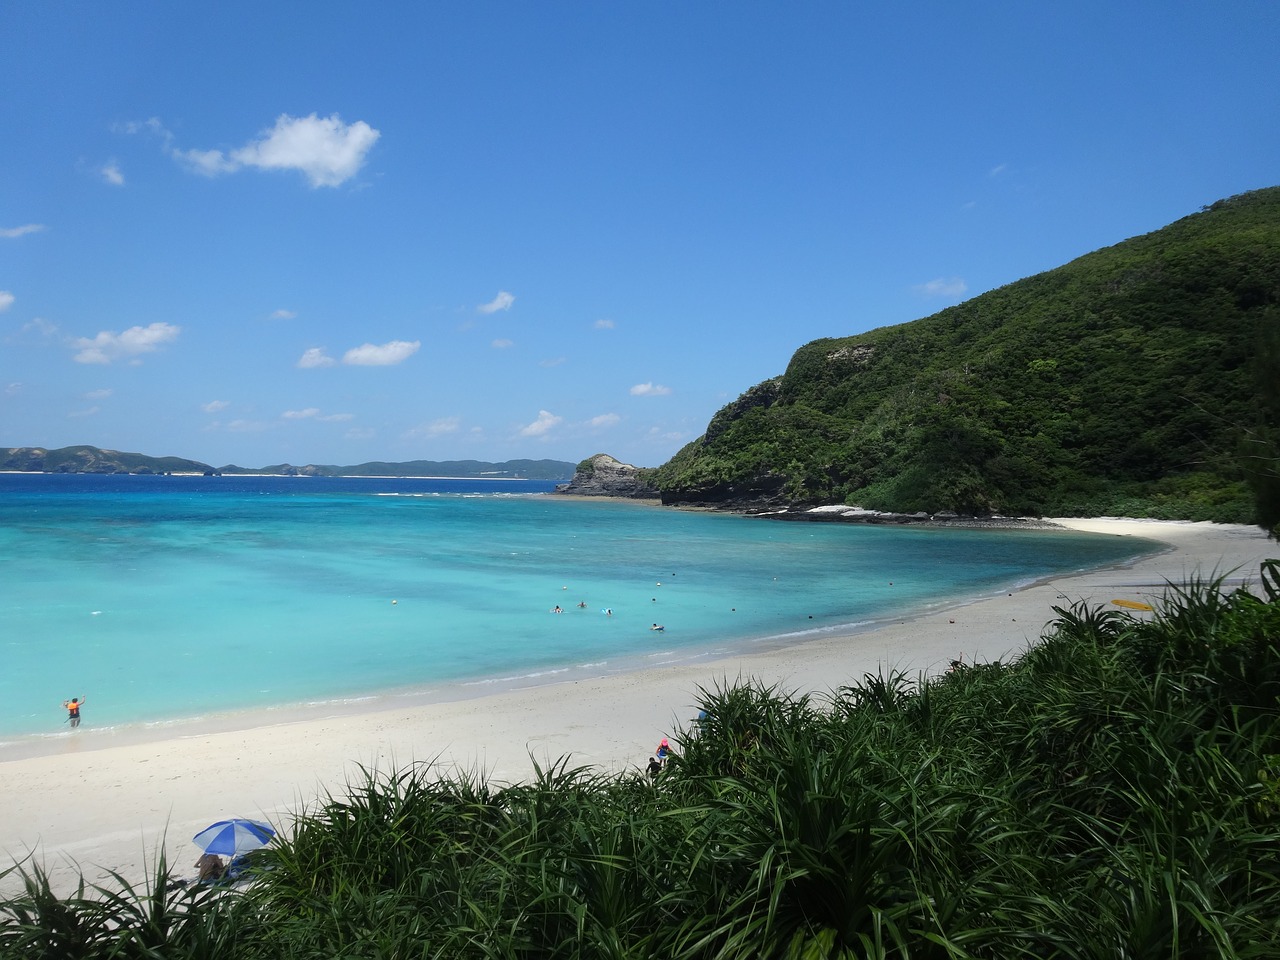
749,504,1064,529
556,454,660,499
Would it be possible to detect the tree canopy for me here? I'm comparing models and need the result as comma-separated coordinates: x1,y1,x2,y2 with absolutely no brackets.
652,188,1280,522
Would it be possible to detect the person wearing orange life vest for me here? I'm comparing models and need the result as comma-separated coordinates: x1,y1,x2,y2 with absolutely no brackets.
63,696,86,728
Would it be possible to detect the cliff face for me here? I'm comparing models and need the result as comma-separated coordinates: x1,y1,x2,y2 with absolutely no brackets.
557,454,660,499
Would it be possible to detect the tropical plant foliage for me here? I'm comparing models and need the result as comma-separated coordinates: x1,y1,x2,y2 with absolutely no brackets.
5,563,1280,958
651,188,1280,522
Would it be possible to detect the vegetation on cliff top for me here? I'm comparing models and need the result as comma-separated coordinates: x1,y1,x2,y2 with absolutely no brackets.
653,187,1280,523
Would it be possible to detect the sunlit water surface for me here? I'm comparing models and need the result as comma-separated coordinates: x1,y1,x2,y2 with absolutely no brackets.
0,474,1157,741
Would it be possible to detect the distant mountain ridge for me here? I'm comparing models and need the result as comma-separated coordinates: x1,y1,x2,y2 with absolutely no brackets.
1,446,575,480
648,186,1280,523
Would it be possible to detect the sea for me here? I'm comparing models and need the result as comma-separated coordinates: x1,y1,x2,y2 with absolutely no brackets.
0,473,1159,746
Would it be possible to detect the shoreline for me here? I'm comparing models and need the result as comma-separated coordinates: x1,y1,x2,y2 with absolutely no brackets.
0,519,1150,762
2,518,1275,896
0,505,1122,758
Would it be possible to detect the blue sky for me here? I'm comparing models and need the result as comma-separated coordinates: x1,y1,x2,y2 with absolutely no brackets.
2,3,1277,469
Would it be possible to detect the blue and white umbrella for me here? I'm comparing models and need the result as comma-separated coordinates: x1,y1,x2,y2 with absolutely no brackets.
191,818,276,857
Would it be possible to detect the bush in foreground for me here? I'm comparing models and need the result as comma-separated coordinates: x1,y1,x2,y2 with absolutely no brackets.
4,563,1279,958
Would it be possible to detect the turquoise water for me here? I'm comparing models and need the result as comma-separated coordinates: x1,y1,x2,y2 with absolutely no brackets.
0,474,1157,740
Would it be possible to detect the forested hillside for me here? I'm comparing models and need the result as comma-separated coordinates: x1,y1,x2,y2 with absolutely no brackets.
0,446,574,480
652,188,1280,521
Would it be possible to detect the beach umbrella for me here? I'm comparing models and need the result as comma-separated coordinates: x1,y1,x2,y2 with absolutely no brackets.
192,818,276,857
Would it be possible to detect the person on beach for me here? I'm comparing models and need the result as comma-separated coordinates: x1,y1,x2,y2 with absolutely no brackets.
647,756,662,780
656,737,670,764
63,696,86,728
195,853,225,883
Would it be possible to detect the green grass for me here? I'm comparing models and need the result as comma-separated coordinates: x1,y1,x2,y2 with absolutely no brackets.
5,562,1280,958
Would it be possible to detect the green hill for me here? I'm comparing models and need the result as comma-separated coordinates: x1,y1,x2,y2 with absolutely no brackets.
652,187,1280,522
0,445,213,474
1,446,576,481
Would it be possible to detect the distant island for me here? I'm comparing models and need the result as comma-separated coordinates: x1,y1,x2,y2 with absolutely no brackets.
0,445,576,481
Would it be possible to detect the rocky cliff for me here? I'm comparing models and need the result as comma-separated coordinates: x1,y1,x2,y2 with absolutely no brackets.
557,454,660,499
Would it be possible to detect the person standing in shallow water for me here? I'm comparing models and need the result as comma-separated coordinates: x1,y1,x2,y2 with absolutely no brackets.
63,696,86,728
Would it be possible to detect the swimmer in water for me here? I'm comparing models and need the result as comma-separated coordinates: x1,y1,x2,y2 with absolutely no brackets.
650,623,665,631
552,605,563,613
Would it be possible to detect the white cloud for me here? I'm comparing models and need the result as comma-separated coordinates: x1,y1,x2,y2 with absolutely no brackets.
539,356,566,367
646,426,690,444
1,224,46,239
71,321,180,365
22,317,58,338
342,340,420,366
179,147,238,177
202,400,230,413
117,117,169,139
68,406,100,418
989,163,1008,178
491,338,514,349
101,163,125,186
345,427,376,441
280,407,352,422
915,277,968,298
5,383,20,396
630,382,672,397
269,309,297,320
589,413,620,428
0,291,13,312
176,113,380,188
405,417,461,439
83,388,113,400
519,410,562,437
226,418,269,432
594,318,615,330
297,347,336,368
478,291,515,314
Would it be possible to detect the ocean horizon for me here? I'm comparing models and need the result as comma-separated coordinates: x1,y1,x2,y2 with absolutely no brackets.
0,473,1159,749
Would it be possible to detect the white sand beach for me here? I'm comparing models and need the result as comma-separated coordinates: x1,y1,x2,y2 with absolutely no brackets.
2,518,1275,897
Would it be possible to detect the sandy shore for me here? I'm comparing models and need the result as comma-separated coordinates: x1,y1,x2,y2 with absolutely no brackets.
2,518,1275,897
